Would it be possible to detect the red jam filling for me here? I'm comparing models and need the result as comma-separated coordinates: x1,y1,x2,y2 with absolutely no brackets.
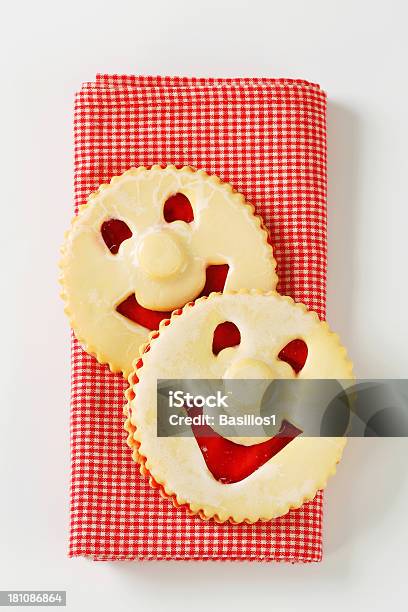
212,321,241,355
200,263,229,295
278,339,308,373
163,193,194,223
101,219,133,254
116,296,172,330
188,406,302,484
116,264,230,330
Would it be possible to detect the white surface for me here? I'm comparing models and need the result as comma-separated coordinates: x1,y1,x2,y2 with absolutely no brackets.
1,0,407,610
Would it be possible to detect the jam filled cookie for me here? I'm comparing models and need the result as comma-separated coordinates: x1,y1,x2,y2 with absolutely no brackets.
60,166,277,376
125,291,354,524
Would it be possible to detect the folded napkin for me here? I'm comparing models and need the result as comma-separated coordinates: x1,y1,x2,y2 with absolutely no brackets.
70,74,327,561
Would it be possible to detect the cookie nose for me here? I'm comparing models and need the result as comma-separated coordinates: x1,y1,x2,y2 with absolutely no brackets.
138,232,185,279
224,358,275,379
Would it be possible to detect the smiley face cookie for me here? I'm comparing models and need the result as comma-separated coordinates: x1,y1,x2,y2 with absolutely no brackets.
60,166,277,376
125,291,354,524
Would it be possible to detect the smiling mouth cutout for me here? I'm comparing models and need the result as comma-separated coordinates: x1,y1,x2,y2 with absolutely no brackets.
186,330,306,483
116,264,230,329
187,405,302,484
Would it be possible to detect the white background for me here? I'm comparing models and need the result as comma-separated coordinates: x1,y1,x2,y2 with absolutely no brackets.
1,0,407,610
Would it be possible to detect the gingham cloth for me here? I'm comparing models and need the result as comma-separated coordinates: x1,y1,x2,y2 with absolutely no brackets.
70,74,327,562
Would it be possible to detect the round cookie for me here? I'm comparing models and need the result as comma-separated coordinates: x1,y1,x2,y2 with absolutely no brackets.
125,291,354,524
60,166,277,376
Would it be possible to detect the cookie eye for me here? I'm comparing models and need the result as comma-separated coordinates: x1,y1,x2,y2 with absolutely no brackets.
163,193,194,223
212,322,241,356
278,339,308,374
101,219,132,254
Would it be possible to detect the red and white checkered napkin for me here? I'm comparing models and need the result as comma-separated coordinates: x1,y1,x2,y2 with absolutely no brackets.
70,74,327,562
